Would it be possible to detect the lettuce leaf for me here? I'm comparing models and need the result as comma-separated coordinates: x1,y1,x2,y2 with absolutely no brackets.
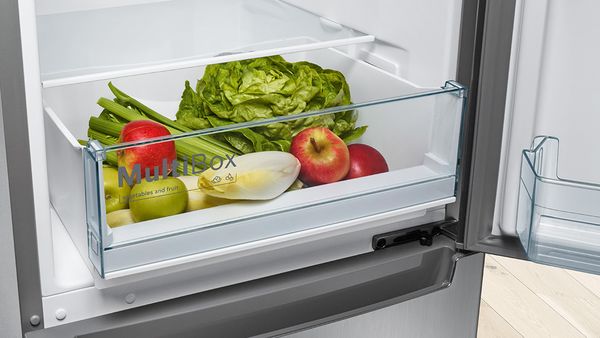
176,55,366,152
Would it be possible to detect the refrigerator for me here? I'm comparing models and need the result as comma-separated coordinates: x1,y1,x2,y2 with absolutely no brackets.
1,0,599,336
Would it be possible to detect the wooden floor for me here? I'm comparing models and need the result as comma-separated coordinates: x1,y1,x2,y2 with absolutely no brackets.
477,255,600,338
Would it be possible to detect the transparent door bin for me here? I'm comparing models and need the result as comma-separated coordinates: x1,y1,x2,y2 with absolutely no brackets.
37,0,373,87
517,136,600,274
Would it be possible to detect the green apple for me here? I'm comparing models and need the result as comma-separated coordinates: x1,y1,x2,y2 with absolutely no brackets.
103,166,131,213
129,177,188,222
106,209,135,228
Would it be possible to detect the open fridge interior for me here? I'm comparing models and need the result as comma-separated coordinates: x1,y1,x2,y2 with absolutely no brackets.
34,0,465,291
13,0,600,329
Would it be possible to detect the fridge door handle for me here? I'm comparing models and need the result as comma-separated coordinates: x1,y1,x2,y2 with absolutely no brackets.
25,236,462,338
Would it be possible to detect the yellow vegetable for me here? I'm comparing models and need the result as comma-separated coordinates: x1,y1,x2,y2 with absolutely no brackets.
198,152,300,200
106,209,135,228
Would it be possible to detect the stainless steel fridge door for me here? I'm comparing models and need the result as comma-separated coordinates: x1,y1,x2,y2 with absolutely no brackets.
456,0,526,257
463,0,600,275
0,91,24,338
24,237,476,338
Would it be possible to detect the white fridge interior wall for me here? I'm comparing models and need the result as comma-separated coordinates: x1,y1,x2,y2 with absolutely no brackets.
494,0,600,236
14,0,64,298
285,0,463,87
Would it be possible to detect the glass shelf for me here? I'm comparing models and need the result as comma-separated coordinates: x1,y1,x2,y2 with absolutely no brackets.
36,0,373,87
42,48,465,278
517,136,600,274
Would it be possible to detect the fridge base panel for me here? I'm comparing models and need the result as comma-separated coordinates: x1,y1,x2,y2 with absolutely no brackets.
42,202,447,327
33,238,479,338
285,253,484,338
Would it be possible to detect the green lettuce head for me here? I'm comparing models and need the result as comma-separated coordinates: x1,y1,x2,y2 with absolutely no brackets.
176,55,366,153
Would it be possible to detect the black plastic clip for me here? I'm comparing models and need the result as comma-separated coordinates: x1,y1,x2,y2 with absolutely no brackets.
372,219,455,251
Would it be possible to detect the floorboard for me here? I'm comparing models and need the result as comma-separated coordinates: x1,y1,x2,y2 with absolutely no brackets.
566,269,600,300
479,256,584,338
477,300,522,338
492,256,600,337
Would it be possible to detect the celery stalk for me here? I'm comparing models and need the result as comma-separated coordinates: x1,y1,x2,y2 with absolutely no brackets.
89,116,123,137
107,83,239,154
87,129,119,146
97,98,236,159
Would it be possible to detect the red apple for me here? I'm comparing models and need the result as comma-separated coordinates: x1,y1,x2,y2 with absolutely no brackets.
290,127,349,185
117,120,176,182
345,144,389,179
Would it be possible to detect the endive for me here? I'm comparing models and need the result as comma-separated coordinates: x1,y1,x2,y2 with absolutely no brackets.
198,152,301,200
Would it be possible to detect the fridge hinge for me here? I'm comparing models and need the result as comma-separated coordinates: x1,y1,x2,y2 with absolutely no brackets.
372,219,458,250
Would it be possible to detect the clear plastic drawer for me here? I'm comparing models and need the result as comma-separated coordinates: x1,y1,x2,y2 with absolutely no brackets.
43,48,465,278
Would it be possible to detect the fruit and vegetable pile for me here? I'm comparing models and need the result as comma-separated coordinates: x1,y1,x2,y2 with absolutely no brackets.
87,56,389,228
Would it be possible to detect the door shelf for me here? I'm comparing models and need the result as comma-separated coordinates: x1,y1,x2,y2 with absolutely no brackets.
517,136,600,274
37,0,373,88
43,47,465,278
